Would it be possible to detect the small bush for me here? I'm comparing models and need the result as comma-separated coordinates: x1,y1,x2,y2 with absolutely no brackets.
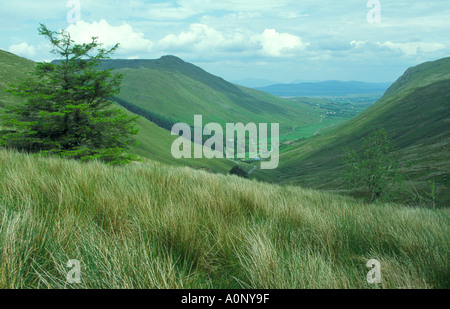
230,165,248,178
343,129,401,203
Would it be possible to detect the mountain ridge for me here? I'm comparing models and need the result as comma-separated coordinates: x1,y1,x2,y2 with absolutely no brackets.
91,55,321,133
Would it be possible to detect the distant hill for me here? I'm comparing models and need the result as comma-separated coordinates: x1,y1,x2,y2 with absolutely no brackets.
91,56,320,133
254,56,450,206
231,78,281,88
256,80,392,97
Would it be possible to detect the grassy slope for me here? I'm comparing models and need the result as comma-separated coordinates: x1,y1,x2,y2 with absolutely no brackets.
99,56,320,133
0,50,35,111
0,49,234,173
121,105,234,172
254,57,450,205
0,149,448,289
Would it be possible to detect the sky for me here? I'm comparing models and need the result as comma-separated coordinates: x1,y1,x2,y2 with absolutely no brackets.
1,0,449,85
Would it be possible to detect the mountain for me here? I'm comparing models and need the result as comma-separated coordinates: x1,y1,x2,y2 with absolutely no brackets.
94,56,320,134
256,80,392,97
254,57,450,206
0,49,234,173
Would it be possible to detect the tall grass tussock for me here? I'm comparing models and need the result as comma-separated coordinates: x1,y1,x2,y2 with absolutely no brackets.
0,149,448,289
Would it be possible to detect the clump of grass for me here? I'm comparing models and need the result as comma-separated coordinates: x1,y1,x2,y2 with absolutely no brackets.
0,149,448,289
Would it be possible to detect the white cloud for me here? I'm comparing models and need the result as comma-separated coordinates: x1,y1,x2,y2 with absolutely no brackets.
350,40,368,48
158,24,221,50
157,24,308,58
157,24,256,53
65,19,153,54
377,41,446,56
257,29,308,57
351,40,446,56
8,42,36,58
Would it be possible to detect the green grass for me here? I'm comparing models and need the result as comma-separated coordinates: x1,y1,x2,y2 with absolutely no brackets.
280,117,346,141
0,149,448,289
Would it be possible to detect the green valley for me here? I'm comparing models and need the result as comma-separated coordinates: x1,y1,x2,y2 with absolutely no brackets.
254,57,450,207
1,47,448,290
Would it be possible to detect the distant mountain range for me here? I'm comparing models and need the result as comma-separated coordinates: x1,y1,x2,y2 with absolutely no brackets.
255,80,392,97
231,78,281,88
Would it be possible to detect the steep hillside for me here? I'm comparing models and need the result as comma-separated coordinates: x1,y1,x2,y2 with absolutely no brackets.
383,57,450,97
0,50,35,111
0,149,448,288
0,50,233,173
95,56,320,133
254,57,450,206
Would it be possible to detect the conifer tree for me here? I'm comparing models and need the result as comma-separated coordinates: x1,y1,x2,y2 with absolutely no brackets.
1,24,139,165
